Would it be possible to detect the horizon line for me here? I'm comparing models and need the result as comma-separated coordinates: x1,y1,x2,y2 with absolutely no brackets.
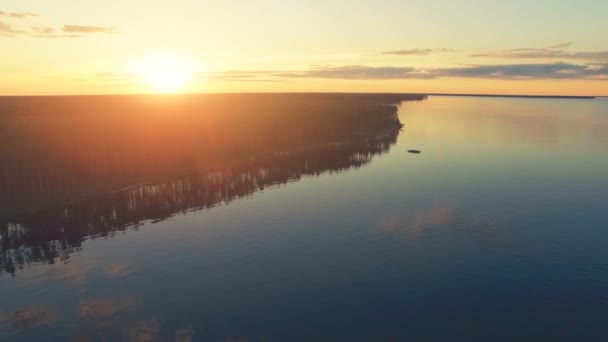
0,92,602,99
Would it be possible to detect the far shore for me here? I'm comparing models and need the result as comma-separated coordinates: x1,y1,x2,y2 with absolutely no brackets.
0,92,597,99
423,93,596,99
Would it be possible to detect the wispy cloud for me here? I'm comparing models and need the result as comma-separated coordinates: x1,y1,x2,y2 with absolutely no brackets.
382,48,454,56
30,33,81,38
27,25,80,38
381,43,608,64
31,26,54,34
0,21,25,36
0,11,37,19
200,70,287,82
277,65,434,79
62,25,119,34
549,42,573,49
0,10,120,38
471,43,608,61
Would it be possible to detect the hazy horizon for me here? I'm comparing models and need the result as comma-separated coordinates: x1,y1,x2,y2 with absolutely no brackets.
0,92,606,98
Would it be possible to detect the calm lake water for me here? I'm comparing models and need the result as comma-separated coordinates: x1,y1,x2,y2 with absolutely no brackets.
1,96,608,341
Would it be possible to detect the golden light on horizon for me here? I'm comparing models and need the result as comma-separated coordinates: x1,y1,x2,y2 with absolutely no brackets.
135,52,193,93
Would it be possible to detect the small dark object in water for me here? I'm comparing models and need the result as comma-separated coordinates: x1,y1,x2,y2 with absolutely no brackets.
408,149,421,154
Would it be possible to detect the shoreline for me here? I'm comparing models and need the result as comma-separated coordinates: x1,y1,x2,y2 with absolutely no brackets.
424,93,596,99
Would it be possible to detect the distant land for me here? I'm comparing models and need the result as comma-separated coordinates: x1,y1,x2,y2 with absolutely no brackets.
422,93,597,99
0,92,600,99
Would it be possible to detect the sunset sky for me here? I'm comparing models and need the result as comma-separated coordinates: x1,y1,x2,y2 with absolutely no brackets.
2,0,607,95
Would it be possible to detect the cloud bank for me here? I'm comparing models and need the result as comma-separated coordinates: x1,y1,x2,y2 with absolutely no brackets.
204,43,608,82
204,62,608,82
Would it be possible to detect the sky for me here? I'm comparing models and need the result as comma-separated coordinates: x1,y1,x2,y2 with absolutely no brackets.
1,0,608,95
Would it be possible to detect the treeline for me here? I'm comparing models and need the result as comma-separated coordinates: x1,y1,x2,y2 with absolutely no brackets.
0,93,424,217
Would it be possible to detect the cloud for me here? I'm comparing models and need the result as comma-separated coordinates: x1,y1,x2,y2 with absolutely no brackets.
62,25,119,34
0,21,25,36
283,63,608,80
549,42,573,49
29,34,81,38
200,70,287,82
212,78,285,83
471,43,608,61
276,65,435,79
29,26,80,38
382,48,454,56
437,62,606,79
31,26,54,34
0,11,37,19
0,11,120,38
209,62,608,81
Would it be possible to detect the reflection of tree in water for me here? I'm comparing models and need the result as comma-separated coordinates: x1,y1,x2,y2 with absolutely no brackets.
0,128,399,275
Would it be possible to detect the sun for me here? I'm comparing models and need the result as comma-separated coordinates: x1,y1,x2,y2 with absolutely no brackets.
137,53,193,93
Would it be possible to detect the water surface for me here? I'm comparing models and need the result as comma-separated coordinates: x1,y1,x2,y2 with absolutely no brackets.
1,96,608,341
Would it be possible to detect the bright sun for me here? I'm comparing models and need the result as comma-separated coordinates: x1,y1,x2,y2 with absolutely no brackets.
137,53,193,93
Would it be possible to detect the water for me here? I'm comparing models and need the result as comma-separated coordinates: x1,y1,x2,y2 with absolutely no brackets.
1,96,608,341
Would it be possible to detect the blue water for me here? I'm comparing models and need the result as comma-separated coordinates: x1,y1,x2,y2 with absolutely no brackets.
1,96,608,341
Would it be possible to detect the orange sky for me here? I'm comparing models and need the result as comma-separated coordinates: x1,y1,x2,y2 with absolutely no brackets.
2,1,607,95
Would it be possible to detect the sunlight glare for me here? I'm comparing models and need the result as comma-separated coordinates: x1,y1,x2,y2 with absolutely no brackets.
137,53,193,93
